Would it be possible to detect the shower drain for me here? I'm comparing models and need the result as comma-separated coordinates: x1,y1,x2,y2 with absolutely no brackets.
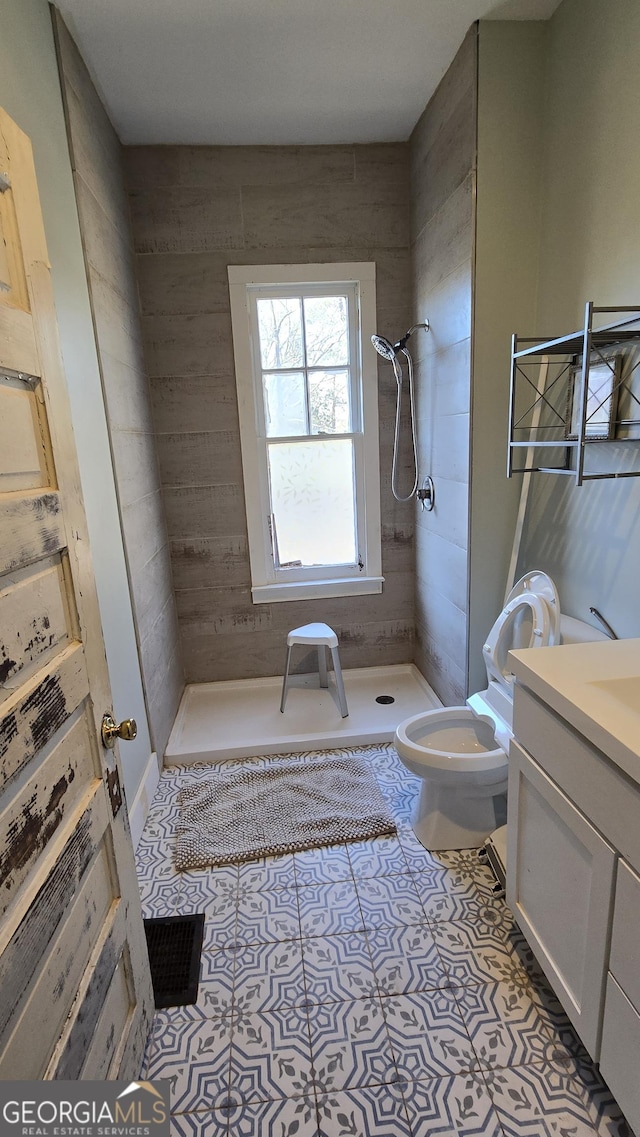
375,695,395,704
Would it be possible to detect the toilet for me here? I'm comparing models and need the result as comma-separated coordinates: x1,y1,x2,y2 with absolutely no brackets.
394,571,608,851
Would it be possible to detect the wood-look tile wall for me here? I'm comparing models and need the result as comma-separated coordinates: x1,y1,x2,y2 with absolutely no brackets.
55,17,183,756
125,143,414,682
409,28,477,704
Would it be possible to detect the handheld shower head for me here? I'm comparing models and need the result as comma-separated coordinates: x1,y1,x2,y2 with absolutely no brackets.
371,334,396,360
371,321,429,360
371,321,430,504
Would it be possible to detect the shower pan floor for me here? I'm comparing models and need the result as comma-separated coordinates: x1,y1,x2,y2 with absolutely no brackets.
165,663,441,764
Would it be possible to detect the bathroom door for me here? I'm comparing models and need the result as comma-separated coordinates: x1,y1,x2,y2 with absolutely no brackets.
0,106,154,1077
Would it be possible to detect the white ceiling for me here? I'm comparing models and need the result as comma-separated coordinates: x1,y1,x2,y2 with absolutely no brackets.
55,0,561,146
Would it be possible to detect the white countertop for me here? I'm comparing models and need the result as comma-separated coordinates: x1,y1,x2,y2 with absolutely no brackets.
509,637,640,784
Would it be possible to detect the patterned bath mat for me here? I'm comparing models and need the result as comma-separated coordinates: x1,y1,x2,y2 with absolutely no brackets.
174,753,396,870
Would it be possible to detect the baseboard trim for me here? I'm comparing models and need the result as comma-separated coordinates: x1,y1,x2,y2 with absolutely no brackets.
129,750,160,849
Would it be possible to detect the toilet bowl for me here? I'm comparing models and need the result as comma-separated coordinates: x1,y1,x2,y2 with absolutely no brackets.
396,708,509,849
394,570,597,851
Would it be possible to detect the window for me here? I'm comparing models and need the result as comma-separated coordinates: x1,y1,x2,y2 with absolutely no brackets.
228,263,382,603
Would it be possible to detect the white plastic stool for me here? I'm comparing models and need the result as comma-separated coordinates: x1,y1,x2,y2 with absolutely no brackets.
280,622,349,718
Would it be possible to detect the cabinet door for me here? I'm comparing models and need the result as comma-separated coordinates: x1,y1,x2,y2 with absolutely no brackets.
600,975,640,1136
507,742,616,1060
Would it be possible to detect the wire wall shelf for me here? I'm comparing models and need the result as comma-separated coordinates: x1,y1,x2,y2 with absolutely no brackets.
507,303,640,485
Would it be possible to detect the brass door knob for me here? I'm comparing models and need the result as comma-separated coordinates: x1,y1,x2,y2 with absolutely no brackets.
101,713,138,749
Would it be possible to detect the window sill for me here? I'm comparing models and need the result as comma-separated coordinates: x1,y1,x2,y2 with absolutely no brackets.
251,576,384,604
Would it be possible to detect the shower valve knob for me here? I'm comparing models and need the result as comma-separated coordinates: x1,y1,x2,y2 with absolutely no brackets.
417,476,435,511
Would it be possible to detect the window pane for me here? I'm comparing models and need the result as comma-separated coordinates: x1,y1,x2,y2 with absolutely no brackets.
309,369,351,434
257,297,303,369
303,296,349,366
268,439,356,567
263,372,306,437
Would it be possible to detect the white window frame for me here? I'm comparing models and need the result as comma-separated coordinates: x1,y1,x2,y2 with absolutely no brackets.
228,262,382,604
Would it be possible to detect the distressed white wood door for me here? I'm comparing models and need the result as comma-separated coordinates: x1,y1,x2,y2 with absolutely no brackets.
0,106,154,1078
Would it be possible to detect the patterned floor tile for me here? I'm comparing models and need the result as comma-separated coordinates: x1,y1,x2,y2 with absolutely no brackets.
437,851,497,891
140,804,180,843
372,769,406,796
454,981,565,1070
152,951,235,1024
431,920,535,992
140,876,183,917
372,752,415,785
295,845,353,886
298,881,364,939
229,1005,314,1103
554,1052,633,1137
147,1016,233,1113
233,940,306,1012
384,786,421,823
198,951,236,1017
225,1094,319,1137
178,877,238,926
411,853,501,925
170,1110,228,1136
397,828,497,885
148,774,181,802
308,997,397,1093
238,854,296,892
136,746,630,1137
316,1081,410,1137
202,903,239,951
136,839,180,885
179,864,240,902
526,976,591,1062
484,1060,601,1136
363,744,403,777
356,875,425,931
346,835,409,879
393,843,453,889
378,799,407,825
155,765,209,796
383,990,476,1082
417,889,475,927
402,1072,503,1137
366,924,449,997
231,754,272,769
423,891,508,926
302,932,377,1005
396,825,450,874
502,930,549,992
234,888,300,945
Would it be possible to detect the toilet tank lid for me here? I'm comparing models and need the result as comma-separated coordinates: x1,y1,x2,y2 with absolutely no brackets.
560,614,610,643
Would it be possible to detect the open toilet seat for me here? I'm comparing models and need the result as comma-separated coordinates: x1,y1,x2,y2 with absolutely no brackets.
393,570,560,850
483,591,552,688
506,570,560,639
397,569,560,769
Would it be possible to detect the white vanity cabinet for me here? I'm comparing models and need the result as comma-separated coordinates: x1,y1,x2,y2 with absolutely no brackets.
507,737,615,1058
600,860,640,1133
507,680,640,1135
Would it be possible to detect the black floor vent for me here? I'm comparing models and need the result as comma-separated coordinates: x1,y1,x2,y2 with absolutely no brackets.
143,913,205,1009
